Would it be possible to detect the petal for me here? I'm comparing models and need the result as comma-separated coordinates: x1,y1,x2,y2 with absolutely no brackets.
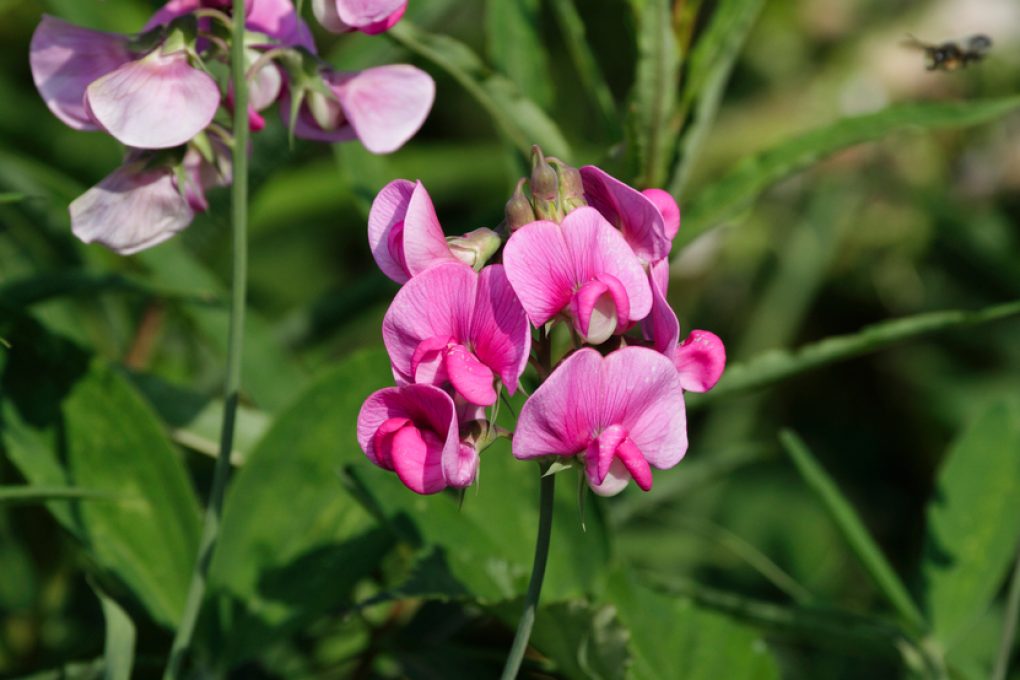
469,265,531,395
560,207,652,323
588,458,632,497
502,219,575,326
370,416,411,470
334,65,435,154
642,188,680,242
70,159,194,255
615,437,653,491
390,425,446,494
445,345,497,406
368,179,415,283
674,330,727,393
585,424,628,486
445,441,479,489
30,15,132,130
512,348,603,460
580,165,671,262
247,0,316,49
643,267,680,355
410,335,452,385
86,50,220,149
248,55,283,111
382,262,475,385
600,347,687,470
316,0,406,34
569,279,616,344
401,181,461,277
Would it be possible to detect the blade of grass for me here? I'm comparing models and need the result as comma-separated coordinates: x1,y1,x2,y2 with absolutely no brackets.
0,486,118,505
689,299,1020,408
779,430,926,632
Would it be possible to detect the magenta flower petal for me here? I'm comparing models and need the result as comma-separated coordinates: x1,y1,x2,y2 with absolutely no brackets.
674,330,726,393
580,165,671,262
644,268,680,354
368,179,415,283
357,383,467,494
468,265,531,395
70,159,194,255
314,0,406,34
30,15,133,131
503,206,652,335
247,0,316,49
513,347,687,494
86,50,220,149
642,188,680,242
382,263,530,405
401,181,461,277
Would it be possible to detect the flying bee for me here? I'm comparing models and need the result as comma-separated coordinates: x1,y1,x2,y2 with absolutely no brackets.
902,34,992,71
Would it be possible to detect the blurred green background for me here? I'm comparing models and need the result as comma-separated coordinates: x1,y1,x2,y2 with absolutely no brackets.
2,0,1020,678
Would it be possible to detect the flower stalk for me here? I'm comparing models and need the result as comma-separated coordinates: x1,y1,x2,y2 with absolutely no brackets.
500,469,556,680
162,0,249,676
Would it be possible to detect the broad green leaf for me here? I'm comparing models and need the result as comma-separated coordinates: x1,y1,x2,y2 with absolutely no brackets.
690,299,1020,409
204,348,395,665
625,0,680,187
95,585,136,680
920,400,1020,646
388,21,572,161
606,570,779,680
486,0,553,108
529,600,630,680
0,486,116,505
680,96,1020,247
669,0,765,193
780,431,926,631
0,319,201,629
547,0,620,138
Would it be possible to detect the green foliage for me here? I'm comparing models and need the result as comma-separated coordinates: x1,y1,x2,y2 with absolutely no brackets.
529,600,631,679
486,0,553,108
920,400,1020,647
95,585,136,680
0,321,200,630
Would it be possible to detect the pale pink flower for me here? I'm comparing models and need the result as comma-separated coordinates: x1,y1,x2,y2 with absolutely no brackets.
382,263,530,407
369,179,501,284
146,0,315,50
358,384,478,494
502,206,652,344
580,166,674,263
281,65,434,154
513,347,688,496
312,0,406,34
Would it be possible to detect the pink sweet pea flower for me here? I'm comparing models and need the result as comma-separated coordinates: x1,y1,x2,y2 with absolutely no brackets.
644,269,726,392
281,64,434,154
580,166,674,263
382,263,530,407
368,180,467,283
29,16,133,131
85,49,221,149
513,347,688,496
312,0,407,35
502,206,652,344
358,384,478,494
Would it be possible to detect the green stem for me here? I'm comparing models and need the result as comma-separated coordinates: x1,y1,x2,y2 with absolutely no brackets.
162,1,249,677
993,547,1020,680
500,471,556,680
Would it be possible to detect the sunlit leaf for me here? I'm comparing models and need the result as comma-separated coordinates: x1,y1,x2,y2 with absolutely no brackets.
530,600,630,680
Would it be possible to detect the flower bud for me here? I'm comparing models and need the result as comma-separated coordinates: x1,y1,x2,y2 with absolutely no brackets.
505,178,536,231
530,145,560,221
551,159,586,214
447,227,502,271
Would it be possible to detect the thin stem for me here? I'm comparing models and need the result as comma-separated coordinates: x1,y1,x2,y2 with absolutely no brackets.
993,547,1020,680
162,1,249,677
500,471,556,680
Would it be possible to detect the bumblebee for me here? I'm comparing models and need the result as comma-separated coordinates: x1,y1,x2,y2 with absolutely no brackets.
902,34,992,71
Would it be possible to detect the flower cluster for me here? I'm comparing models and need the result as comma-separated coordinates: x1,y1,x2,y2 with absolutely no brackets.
30,0,432,254
358,147,726,497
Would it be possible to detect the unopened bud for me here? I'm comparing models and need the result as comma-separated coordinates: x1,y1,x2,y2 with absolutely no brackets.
447,227,502,271
550,158,586,214
530,146,561,221
505,178,536,231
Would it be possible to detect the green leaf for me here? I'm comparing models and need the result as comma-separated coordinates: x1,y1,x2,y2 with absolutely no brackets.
0,486,117,505
388,21,572,161
0,319,201,629
486,0,553,108
547,0,620,139
529,600,630,680
680,96,1020,246
625,0,680,187
779,430,926,631
920,400,1020,646
204,348,396,665
94,585,136,680
669,0,765,193
606,570,779,680
690,299,1020,409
